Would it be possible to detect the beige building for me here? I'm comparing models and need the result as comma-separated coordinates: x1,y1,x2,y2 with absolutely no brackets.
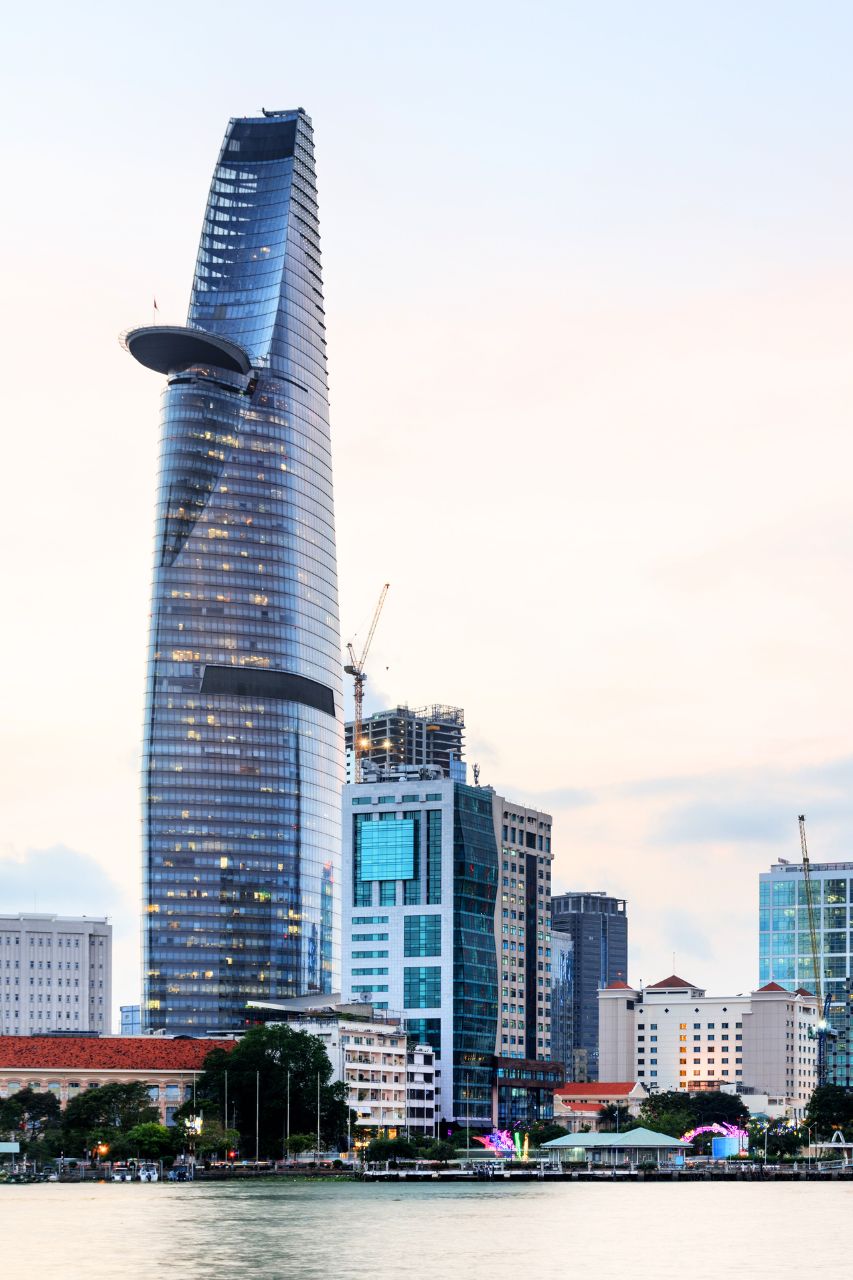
552,1080,649,1131
599,974,818,1119
492,795,554,1060
0,914,112,1036
0,1036,233,1124
249,997,410,1133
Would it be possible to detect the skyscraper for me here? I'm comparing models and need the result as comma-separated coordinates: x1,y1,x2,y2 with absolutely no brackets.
759,857,853,1085
550,891,628,1080
340,778,560,1127
125,110,343,1033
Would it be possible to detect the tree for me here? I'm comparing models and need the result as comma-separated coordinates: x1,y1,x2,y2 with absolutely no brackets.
688,1091,749,1129
364,1135,416,1164
425,1139,456,1164
174,1024,349,1158
747,1118,803,1161
598,1104,636,1133
194,1121,240,1157
636,1092,694,1140
61,1082,158,1156
528,1121,568,1146
123,1123,174,1160
0,1087,60,1147
285,1133,316,1157
804,1085,853,1140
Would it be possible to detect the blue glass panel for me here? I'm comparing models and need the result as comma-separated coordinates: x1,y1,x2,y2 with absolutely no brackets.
360,820,415,881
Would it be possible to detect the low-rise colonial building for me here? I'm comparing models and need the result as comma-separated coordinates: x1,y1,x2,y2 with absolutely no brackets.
552,1080,649,1131
0,1036,233,1124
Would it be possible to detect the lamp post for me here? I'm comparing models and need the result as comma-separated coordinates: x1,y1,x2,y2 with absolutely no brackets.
255,1070,260,1163
285,1070,290,1161
316,1071,321,1161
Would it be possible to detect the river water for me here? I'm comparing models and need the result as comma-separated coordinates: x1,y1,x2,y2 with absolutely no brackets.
2,1179,849,1278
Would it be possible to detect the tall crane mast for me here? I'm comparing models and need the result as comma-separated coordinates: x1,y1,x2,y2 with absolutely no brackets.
799,814,834,1086
344,584,389,784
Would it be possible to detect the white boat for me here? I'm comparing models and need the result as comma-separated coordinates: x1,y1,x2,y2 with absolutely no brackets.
111,1164,133,1182
137,1163,159,1183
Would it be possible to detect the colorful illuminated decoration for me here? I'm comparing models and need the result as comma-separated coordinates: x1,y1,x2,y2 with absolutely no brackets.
681,1122,748,1147
473,1130,530,1159
474,1129,515,1156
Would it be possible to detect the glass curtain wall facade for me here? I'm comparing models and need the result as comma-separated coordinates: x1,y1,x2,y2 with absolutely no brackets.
551,892,627,1081
127,111,343,1032
760,861,853,1085
452,786,499,1124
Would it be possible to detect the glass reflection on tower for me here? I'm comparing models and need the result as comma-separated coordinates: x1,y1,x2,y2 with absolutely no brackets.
125,110,343,1032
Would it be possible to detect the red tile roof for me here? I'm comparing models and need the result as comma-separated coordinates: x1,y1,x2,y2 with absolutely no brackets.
647,974,696,989
0,1037,235,1071
796,987,815,997
605,980,633,990
756,982,788,993
555,1082,639,1099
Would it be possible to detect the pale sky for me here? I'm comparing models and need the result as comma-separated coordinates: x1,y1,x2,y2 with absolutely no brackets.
2,2,853,1023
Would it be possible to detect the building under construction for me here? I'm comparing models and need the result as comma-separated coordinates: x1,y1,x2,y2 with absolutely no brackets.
344,705,466,781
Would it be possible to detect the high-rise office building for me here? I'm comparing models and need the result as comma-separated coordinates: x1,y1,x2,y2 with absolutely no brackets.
549,932,574,1083
550,892,628,1081
340,779,560,1128
345,705,466,782
759,858,853,1085
0,915,112,1036
125,111,343,1033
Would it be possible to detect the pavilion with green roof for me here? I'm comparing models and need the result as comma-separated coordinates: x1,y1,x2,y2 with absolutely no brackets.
543,1127,692,1167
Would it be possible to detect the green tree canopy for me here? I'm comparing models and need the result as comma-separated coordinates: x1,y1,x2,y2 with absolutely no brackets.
122,1122,175,1159
173,1024,350,1158
804,1085,853,1140
0,1086,60,1146
528,1121,568,1146
425,1139,456,1164
60,1082,158,1156
598,1103,637,1133
365,1135,416,1163
637,1089,748,1140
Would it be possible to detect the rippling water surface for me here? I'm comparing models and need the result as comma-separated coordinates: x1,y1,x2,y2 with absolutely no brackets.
1,1180,849,1278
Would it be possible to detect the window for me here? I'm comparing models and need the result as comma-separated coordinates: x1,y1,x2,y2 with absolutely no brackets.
404,915,441,957
361,819,416,880
404,966,441,1009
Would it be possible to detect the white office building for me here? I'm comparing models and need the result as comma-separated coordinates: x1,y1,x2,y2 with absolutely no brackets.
341,776,555,1127
599,974,818,1118
247,995,417,1134
0,914,112,1036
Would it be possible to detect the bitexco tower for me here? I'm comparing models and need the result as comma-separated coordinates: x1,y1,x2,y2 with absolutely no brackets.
125,111,343,1032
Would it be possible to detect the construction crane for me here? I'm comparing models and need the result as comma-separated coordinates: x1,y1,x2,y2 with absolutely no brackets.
344,584,389,784
799,814,835,1086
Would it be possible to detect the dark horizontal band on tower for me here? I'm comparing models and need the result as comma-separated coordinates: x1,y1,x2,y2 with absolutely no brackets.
200,664,336,716
124,325,252,376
